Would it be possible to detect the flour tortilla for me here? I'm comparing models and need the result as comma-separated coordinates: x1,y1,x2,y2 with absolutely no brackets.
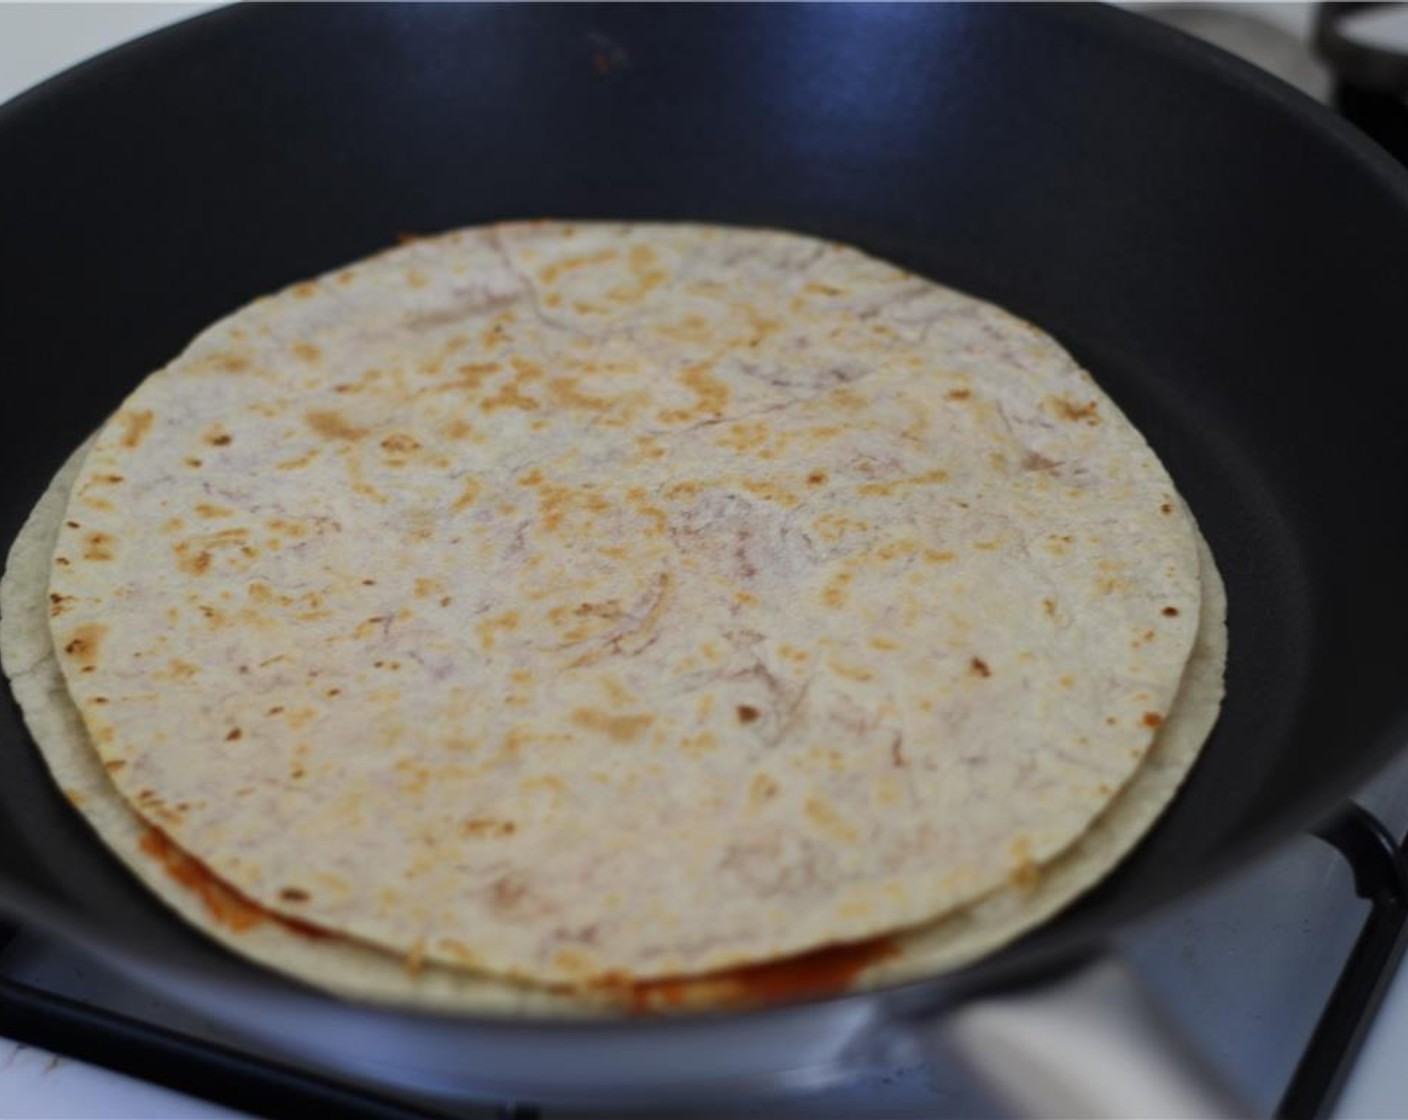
39,222,1203,985
0,443,1224,1013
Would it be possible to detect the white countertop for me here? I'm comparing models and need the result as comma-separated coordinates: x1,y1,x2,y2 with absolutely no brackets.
2,4,1407,1118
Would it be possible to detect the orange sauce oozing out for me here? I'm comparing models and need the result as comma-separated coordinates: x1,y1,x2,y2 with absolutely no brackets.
626,936,898,1013
139,827,332,940
138,824,891,994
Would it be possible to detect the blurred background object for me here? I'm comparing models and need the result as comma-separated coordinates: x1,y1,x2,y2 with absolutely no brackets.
1136,2,1331,98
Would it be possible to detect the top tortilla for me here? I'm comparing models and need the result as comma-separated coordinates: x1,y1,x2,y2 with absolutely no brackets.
43,222,1202,985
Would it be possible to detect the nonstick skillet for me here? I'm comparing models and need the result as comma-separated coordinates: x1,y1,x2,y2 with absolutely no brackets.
3,2,1408,1112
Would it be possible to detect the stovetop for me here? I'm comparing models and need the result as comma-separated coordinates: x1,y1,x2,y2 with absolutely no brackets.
5,4,1408,1118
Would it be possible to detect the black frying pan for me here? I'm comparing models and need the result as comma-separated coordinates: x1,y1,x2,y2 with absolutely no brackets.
3,1,1408,1109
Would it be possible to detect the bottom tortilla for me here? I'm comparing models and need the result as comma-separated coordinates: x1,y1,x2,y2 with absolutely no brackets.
0,440,1226,1015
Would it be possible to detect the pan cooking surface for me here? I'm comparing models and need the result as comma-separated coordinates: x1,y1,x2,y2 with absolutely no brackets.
2,2,1408,1017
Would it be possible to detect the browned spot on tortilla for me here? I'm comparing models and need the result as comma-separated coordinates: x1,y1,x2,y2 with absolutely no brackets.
210,352,250,373
1160,502,1174,515
481,381,540,412
82,532,115,561
225,728,243,741
1010,859,1040,888
380,433,421,453
166,658,198,681
118,409,154,449
1042,597,1057,619
291,282,317,300
1162,606,1180,617
538,248,617,285
572,707,654,743
292,342,321,363
412,577,440,600
624,936,898,1013
548,376,610,411
658,362,729,423
748,773,780,808
680,731,718,756
740,478,800,506
1142,711,1164,728
62,624,106,668
104,758,126,772
821,571,852,609
461,818,518,838
1022,451,1061,472
970,656,991,678
737,704,760,724
829,661,874,683
488,875,530,914
806,796,858,842
305,410,368,441
279,886,311,902
396,942,424,976
448,361,501,394
450,477,481,513
805,470,827,486
436,937,480,966
475,609,520,651
174,543,212,576
944,388,971,401
1050,396,1100,423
